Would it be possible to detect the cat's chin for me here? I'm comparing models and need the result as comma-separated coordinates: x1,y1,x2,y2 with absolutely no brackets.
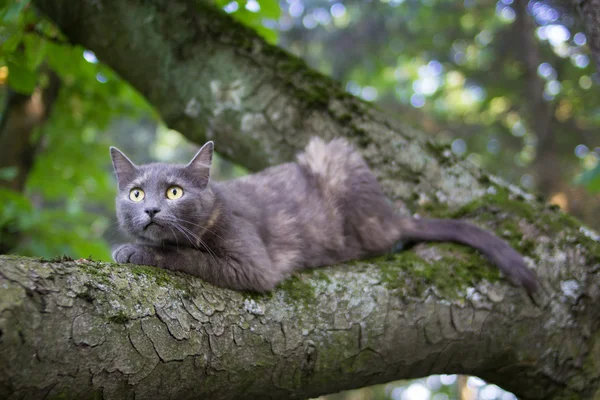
135,224,167,242
143,221,160,230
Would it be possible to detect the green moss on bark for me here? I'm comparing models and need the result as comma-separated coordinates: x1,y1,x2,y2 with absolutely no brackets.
108,311,129,324
376,246,500,299
277,274,317,306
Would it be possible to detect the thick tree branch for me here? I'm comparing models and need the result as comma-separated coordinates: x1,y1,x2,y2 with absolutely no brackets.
0,232,599,400
13,0,600,398
30,0,500,213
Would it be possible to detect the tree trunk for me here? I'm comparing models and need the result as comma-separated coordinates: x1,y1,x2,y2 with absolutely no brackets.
4,0,597,398
514,0,558,197
0,67,61,253
571,0,600,73
0,68,61,193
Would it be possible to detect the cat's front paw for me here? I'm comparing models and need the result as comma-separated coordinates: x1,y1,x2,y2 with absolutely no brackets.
113,244,158,266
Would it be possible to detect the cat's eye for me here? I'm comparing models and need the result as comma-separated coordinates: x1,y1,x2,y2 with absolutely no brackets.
129,188,145,202
166,186,183,200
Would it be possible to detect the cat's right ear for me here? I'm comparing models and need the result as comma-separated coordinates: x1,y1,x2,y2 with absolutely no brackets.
186,141,213,186
110,147,137,189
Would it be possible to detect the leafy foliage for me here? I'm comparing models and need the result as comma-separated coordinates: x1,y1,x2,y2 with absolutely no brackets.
577,163,600,192
0,0,154,259
214,0,281,43
278,0,600,202
1,0,47,93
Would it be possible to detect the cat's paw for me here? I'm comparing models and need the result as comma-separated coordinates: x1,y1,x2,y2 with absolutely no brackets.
113,244,158,266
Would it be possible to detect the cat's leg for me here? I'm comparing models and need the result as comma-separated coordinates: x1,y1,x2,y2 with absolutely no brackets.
112,244,281,292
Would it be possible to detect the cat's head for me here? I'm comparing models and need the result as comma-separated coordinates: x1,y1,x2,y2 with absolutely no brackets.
110,142,218,246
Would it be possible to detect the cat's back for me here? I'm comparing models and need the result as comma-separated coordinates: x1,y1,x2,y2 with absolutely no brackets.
220,137,366,207
219,160,311,205
216,137,375,270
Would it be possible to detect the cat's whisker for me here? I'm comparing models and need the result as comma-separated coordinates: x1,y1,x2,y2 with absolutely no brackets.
102,219,141,245
103,225,123,236
175,223,205,250
103,231,125,243
172,216,226,240
171,223,200,250
174,223,219,264
196,237,219,264
173,225,219,265
162,215,223,242
167,225,179,251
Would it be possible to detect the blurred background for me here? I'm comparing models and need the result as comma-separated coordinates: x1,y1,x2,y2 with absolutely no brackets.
0,0,598,398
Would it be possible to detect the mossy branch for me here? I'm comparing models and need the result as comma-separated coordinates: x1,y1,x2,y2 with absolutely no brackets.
0,243,598,400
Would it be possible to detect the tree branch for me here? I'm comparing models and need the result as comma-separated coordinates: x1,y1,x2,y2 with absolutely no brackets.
0,245,598,400
28,0,430,180
27,0,496,212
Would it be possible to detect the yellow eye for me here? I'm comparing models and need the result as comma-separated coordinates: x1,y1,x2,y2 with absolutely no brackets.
166,186,183,200
129,188,145,202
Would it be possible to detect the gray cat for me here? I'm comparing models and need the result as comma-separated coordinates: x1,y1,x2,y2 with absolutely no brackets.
111,137,537,293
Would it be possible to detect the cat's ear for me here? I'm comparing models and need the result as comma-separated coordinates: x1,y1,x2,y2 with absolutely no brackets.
110,147,137,189
186,141,213,186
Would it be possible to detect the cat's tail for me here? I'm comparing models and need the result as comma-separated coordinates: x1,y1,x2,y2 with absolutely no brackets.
396,217,538,294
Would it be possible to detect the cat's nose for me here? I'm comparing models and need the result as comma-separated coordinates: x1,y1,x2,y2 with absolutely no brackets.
145,207,161,218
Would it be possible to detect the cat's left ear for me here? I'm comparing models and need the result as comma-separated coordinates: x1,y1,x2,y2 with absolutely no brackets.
186,141,213,186
110,147,138,189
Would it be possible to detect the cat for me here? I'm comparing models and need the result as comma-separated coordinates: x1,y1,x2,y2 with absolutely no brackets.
111,137,538,293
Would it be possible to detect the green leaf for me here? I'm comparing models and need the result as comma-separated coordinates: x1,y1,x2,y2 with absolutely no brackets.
577,164,600,193
254,23,277,44
216,1,279,44
214,0,231,7
23,33,46,69
0,188,33,226
6,58,37,93
258,0,280,19
1,0,29,23
1,29,22,53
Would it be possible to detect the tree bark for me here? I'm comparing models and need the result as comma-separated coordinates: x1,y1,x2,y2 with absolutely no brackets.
0,67,61,253
515,0,558,197
1,239,599,400
6,0,598,398
571,0,600,73
0,68,61,193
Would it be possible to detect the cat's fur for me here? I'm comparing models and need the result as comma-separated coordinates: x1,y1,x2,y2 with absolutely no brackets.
111,138,538,293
